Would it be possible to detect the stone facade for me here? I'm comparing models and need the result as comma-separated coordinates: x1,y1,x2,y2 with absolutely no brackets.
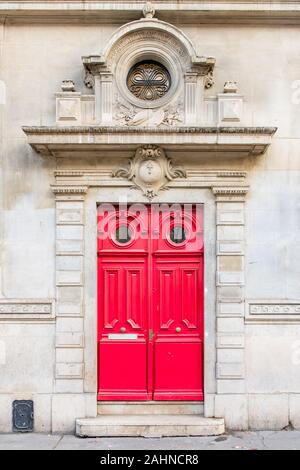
0,1,300,433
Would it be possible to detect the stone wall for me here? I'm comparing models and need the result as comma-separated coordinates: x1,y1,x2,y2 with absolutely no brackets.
0,11,300,432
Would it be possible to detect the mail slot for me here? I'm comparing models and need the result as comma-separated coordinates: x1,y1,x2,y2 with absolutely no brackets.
108,334,138,340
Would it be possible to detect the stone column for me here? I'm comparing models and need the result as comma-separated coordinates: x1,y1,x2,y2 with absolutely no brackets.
212,186,249,430
51,185,95,433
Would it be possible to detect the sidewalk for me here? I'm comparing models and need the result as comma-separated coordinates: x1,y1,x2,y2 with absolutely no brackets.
0,430,300,450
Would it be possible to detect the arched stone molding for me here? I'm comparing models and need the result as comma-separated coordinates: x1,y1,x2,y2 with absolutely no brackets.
82,17,215,126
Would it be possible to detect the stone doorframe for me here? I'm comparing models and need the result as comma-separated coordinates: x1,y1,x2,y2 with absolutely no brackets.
51,170,248,432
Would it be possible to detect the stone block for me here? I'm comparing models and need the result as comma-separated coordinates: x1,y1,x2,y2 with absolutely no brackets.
56,348,84,363
248,394,289,430
55,363,84,379
34,394,52,433
217,379,246,394
217,333,245,349
56,317,84,333
216,362,245,379
218,302,244,317
217,285,244,302
0,395,12,432
56,332,84,348
218,271,244,285
217,225,244,241
215,394,248,430
290,395,300,429
217,349,244,363
217,317,244,333
52,394,86,433
56,256,83,271
56,239,83,255
57,270,83,285
55,379,84,393
218,241,244,255
56,94,81,125
56,208,83,225
56,225,83,241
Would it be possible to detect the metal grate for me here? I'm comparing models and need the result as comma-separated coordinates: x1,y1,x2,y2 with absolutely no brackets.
13,400,34,432
127,60,171,101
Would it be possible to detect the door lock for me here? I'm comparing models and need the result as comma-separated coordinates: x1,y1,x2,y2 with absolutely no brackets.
149,329,155,341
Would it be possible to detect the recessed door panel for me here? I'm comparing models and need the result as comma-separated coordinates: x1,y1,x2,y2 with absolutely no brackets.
153,340,204,400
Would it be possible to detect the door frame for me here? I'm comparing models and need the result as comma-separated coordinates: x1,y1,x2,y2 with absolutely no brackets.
84,188,217,410
53,181,248,423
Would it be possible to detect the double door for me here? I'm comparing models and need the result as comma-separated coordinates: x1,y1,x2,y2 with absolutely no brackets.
97,204,204,400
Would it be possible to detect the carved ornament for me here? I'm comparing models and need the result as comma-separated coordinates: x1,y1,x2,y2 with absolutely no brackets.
112,145,186,200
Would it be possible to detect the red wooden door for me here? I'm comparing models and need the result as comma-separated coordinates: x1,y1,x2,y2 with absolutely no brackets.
97,204,204,401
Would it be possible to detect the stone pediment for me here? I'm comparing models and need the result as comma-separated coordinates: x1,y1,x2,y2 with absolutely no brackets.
22,5,277,155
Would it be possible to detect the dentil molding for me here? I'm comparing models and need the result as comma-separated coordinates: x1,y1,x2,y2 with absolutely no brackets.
0,299,55,321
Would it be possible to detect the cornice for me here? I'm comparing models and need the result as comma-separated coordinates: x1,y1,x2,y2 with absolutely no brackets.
0,2,300,25
51,185,89,195
23,125,277,157
23,126,277,136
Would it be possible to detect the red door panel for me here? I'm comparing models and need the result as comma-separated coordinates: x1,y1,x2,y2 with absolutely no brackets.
98,340,148,400
97,205,204,401
154,341,203,400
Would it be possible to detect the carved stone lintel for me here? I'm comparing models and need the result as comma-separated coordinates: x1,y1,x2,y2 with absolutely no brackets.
112,145,186,200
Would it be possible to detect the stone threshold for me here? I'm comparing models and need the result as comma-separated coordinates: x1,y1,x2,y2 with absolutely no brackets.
76,415,225,438
97,401,204,416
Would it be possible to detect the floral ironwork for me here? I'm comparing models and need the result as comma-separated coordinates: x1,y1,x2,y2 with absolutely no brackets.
127,61,171,101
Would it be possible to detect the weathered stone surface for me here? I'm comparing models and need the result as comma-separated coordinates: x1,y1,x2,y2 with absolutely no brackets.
248,395,289,430
76,415,225,438
1,2,300,435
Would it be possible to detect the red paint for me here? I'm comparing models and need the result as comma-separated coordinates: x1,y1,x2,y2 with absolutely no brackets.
97,204,204,400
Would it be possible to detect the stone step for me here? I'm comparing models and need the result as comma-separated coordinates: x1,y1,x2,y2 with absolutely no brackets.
76,415,225,438
97,401,204,416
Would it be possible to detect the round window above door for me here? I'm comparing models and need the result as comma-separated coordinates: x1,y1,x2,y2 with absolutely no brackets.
127,60,171,102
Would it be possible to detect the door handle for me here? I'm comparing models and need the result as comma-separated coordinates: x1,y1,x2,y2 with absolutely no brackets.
149,329,155,341
120,327,126,333
175,327,181,333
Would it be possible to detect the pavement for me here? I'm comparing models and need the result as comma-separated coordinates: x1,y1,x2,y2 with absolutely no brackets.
0,430,300,450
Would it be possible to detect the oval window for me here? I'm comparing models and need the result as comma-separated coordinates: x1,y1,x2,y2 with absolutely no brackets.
115,225,132,244
170,225,186,244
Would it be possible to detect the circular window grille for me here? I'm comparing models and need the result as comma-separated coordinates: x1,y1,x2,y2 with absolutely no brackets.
127,60,171,101
170,225,187,244
114,225,133,244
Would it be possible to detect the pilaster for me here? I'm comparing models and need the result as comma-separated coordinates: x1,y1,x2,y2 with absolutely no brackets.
52,185,88,394
213,186,249,395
